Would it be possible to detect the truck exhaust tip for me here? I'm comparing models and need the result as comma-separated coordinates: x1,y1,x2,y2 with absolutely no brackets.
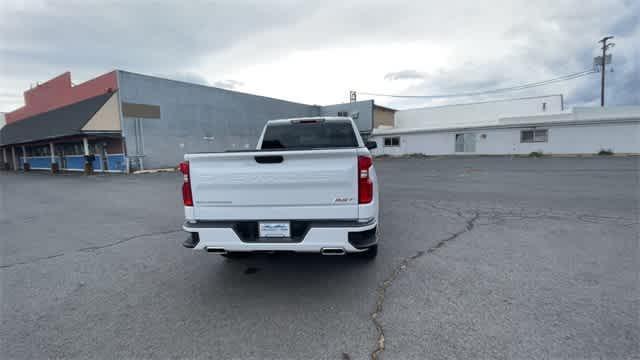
321,248,346,255
205,247,228,254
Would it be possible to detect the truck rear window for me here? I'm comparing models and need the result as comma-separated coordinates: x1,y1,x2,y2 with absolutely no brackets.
261,121,358,150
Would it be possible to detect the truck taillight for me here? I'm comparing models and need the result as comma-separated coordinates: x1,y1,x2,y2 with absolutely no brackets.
179,161,193,207
358,156,373,204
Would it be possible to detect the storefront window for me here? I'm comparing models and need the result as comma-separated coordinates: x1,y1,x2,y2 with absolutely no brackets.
61,143,84,155
30,145,51,157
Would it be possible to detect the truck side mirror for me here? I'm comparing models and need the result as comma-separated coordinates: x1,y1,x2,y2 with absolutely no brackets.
365,141,377,150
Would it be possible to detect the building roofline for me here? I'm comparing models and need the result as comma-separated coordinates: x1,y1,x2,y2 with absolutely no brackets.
374,104,397,112
23,71,71,95
0,92,115,146
4,70,117,122
115,69,320,108
1,131,122,147
398,94,564,112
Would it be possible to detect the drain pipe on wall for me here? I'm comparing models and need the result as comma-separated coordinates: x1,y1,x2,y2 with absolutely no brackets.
137,118,145,171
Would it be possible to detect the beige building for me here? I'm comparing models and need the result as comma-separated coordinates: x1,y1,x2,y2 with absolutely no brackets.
373,105,396,128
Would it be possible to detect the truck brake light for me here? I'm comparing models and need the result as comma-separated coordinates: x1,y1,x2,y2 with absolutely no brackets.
179,161,193,206
358,156,373,204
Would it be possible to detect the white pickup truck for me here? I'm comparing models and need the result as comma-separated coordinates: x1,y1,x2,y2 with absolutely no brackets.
181,117,379,259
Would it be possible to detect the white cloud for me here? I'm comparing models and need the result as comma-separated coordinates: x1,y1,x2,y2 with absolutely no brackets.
384,70,427,81
0,0,637,112
212,79,244,90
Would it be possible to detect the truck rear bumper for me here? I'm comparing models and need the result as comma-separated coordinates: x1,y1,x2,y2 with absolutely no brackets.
182,219,377,253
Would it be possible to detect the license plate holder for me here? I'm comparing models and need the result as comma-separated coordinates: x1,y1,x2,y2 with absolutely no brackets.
259,221,291,238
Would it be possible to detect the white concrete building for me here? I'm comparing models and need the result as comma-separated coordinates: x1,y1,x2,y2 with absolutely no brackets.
370,96,640,156
394,95,564,129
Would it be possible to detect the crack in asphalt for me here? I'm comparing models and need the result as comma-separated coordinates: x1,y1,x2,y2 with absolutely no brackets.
424,201,465,219
420,200,638,228
0,229,182,270
427,212,479,253
77,229,182,252
0,253,66,269
370,211,479,360
480,211,638,228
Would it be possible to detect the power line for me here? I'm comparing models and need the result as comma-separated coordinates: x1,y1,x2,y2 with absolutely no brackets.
356,69,596,99
358,70,595,98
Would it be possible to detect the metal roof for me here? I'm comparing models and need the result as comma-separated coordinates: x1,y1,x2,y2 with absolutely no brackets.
0,92,114,146
372,106,640,136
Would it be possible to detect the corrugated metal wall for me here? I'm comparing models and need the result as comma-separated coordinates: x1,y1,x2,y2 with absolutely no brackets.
319,100,374,133
117,71,320,169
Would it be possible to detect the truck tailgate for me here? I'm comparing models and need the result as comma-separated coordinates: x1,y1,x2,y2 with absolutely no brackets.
186,149,359,220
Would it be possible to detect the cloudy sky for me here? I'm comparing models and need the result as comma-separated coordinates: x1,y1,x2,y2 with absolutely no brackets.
0,0,638,112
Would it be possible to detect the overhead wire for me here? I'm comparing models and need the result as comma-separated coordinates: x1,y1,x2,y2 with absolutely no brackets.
357,69,596,99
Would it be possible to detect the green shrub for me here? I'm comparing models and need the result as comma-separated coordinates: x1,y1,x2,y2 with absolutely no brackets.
597,149,614,156
528,151,544,158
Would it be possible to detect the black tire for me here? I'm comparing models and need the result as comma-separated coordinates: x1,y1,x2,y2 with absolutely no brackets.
221,252,251,259
356,244,378,260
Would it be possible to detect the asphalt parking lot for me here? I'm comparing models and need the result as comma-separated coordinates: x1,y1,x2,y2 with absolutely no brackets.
1,157,638,359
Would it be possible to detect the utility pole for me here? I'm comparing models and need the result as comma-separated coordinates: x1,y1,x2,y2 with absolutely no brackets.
598,36,615,107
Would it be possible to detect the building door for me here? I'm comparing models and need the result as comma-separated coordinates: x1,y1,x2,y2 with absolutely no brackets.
464,133,476,152
455,133,476,153
455,134,465,152
101,144,109,171
127,118,145,171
